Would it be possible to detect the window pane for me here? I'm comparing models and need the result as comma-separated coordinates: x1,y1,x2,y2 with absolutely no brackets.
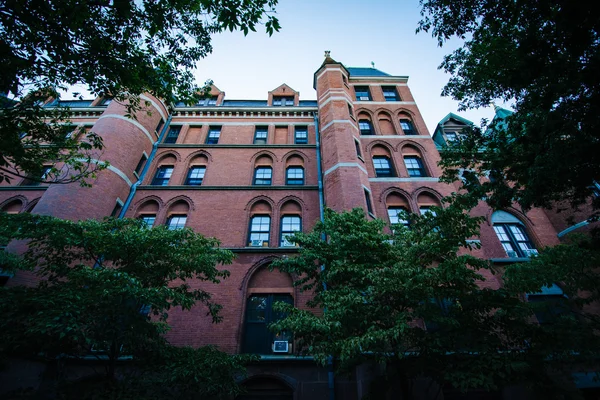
186,166,206,185
420,206,436,216
281,216,301,247
388,207,408,225
254,167,272,185
355,86,371,101
405,157,424,177
206,127,221,144
295,127,308,144
286,167,304,185
249,216,270,246
167,215,187,230
246,296,268,322
164,127,181,143
359,120,373,134
151,166,173,186
140,215,156,228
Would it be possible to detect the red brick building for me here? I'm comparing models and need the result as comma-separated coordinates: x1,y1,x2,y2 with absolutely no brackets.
0,55,577,399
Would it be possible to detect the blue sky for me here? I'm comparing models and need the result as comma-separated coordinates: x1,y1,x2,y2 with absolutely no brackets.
191,0,496,133
65,0,496,134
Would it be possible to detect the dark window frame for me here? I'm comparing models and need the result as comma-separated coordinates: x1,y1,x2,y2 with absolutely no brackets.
134,154,148,176
404,156,426,177
163,126,181,144
364,189,373,215
280,215,302,247
185,166,206,186
354,139,363,158
206,126,221,144
358,119,374,135
373,156,395,177
248,214,271,247
387,206,410,227
294,127,308,144
286,166,304,185
254,126,268,144
151,165,173,186
354,86,372,101
253,166,273,185
382,86,399,101
493,223,538,258
400,119,417,135
166,214,187,230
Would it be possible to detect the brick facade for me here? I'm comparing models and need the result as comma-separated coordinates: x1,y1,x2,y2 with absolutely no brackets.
0,57,575,399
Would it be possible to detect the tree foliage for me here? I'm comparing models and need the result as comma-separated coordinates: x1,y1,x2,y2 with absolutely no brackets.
271,205,600,398
418,0,600,215
0,0,280,184
0,213,254,399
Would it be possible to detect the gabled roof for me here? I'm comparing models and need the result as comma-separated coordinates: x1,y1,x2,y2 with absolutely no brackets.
346,67,391,77
437,112,473,126
269,83,297,94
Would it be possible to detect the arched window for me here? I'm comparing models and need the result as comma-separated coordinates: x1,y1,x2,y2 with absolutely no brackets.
386,193,411,227
357,112,374,135
151,154,177,186
165,200,189,230
136,199,160,228
1,199,23,214
254,167,272,185
286,167,304,185
402,145,427,177
185,154,208,186
399,115,418,135
371,145,396,178
248,201,272,247
279,200,302,247
253,155,273,186
417,192,441,216
491,211,537,258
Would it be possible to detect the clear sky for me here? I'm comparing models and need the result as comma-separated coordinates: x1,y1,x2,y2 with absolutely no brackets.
65,0,496,134
191,0,496,134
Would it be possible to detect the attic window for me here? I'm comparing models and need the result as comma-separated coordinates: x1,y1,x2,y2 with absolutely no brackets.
273,96,294,106
197,97,217,106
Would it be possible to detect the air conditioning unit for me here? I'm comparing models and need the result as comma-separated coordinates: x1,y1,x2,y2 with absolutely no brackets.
250,239,263,247
272,341,290,353
524,249,539,257
506,250,518,258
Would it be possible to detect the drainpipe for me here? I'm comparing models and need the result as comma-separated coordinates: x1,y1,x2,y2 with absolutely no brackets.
314,112,335,400
118,114,172,219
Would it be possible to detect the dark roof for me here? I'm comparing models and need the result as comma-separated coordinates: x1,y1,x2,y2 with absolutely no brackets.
46,100,94,108
173,99,318,108
221,100,268,107
347,67,391,77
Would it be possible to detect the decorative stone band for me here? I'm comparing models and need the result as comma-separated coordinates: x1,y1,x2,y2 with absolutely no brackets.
140,94,167,121
557,220,590,238
96,114,155,145
320,120,359,132
324,162,368,176
76,158,133,187
369,177,439,182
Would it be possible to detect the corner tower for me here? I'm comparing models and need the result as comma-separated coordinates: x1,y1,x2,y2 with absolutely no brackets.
314,53,373,213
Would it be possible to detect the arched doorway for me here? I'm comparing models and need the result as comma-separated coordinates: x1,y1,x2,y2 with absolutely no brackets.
236,376,293,400
241,265,294,355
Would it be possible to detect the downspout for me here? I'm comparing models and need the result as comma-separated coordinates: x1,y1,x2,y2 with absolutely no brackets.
314,112,335,400
118,114,172,219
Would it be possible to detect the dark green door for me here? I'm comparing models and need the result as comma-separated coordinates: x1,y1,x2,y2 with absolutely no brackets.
242,294,293,354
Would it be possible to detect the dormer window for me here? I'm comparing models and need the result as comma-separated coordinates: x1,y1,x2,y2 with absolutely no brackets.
197,97,217,106
273,96,294,106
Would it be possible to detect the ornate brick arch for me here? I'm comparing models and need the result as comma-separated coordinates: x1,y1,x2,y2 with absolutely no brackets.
250,150,279,164
164,195,195,211
183,149,213,163
245,195,276,211
0,195,27,213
